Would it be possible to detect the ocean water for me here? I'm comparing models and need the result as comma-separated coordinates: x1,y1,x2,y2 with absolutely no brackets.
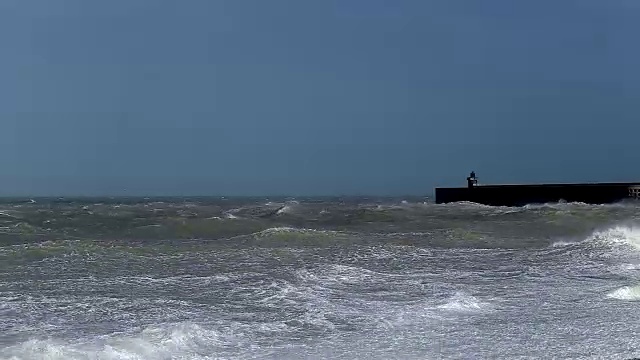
1,197,640,359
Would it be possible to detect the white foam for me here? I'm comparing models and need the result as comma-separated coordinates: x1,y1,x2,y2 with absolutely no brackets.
259,226,300,234
437,291,491,313
546,224,640,253
276,205,292,215
0,322,232,360
607,285,640,300
588,225,640,250
551,240,579,247
248,227,345,239
623,263,640,270
523,202,592,210
0,211,16,218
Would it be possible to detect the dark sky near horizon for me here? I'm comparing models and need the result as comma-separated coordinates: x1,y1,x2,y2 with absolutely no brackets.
1,0,640,196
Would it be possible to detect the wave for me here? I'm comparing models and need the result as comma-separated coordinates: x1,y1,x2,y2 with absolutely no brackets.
550,240,580,247
296,264,402,287
586,225,640,250
238,227,350,241
607,285,640,301
542,224,640,253
440,200,640,219
436,291,493,313
0,322,234,360
445,200,633,209
224,212,240,219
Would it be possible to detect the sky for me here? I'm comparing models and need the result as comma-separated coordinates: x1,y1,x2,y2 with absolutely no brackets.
1,0,640,196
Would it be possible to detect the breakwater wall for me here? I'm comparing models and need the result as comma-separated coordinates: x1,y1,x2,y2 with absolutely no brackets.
435,182,640,206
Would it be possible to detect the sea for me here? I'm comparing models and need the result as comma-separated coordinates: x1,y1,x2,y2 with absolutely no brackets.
1,196,640,359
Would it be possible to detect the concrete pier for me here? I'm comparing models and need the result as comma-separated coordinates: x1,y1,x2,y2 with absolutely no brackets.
435,173,640,206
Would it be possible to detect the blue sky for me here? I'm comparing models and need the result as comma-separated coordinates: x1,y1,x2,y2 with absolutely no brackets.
1,0,639,196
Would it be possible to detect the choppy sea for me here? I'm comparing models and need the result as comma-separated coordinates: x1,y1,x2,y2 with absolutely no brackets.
2,196,640,359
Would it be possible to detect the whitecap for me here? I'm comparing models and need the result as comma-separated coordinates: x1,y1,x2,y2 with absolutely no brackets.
436,291,492,313
276,205,292,215
550,240,579,247
0,322,234,360
607,285,640,300
588,225,640,250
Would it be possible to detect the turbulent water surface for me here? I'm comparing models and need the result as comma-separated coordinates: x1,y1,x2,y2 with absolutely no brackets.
2,196,640,359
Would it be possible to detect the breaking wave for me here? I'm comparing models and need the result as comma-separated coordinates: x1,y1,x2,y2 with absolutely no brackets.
607,285,640,301
550,240,580,247
586,225,640,250
0,322,238,360
436,291,493,313
542,224,640,253
241,227,350,241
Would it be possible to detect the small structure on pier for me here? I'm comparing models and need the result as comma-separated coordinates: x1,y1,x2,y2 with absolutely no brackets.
629,186,640,199
466,171,478,189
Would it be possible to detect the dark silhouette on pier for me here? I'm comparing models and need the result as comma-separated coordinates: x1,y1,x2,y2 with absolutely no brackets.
436,172,640,206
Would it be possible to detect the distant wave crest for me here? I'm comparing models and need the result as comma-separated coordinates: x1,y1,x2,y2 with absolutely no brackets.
436,291,493,313
607,285,640,301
